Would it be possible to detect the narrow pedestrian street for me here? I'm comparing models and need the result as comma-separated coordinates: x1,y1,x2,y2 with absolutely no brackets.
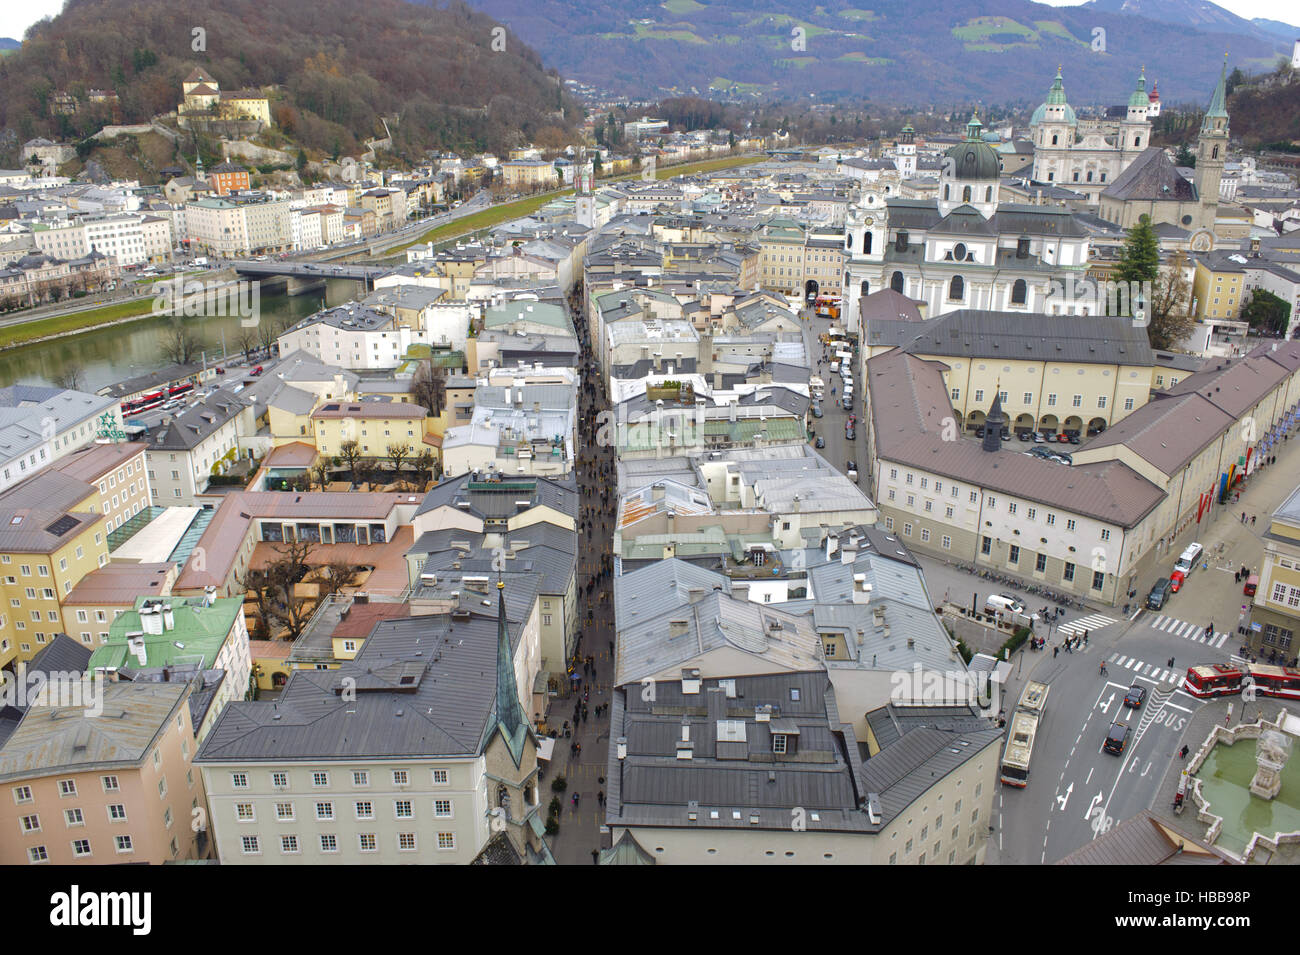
542,283,617,864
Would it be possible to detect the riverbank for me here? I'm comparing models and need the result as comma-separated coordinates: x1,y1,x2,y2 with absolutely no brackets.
0,297,159,351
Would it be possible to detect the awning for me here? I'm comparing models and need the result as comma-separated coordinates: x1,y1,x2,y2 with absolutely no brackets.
536,737,556,762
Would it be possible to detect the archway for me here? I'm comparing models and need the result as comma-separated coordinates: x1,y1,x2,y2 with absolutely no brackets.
1087,417,1107,436
805,279,819,302
1063,415,1083,433
1014,413,1035,433
1038,414,1059,431
966,409,986,433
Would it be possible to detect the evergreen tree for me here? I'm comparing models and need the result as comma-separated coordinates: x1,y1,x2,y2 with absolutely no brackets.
1174,143,1195,168
1114,215,1160,295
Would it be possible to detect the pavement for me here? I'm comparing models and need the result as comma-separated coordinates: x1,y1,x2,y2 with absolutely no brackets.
538,282,618,865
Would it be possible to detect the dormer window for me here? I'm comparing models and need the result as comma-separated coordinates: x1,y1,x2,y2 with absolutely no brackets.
773,734,788,754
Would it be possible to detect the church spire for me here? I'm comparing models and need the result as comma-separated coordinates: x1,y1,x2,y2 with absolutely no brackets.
493,554,529,767
1205,54,1229,122
965,110,983,142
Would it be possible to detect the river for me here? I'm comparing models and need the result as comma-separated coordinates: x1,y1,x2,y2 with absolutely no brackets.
0,279,361,392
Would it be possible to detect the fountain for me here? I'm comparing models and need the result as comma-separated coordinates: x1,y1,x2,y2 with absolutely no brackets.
1250,729,1292,799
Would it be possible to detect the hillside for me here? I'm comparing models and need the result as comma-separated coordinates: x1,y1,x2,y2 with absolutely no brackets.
460,0,1288,105
1227,77,1300,148
0,0,579,166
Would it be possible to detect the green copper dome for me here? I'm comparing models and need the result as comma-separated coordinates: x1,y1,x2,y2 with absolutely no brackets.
1030,67,1077,127
944,111,1002,181
1128,69,1149,108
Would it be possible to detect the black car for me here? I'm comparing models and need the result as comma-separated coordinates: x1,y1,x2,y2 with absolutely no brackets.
1124,684,1147,708
846,459,857,472
1017,430,1032,442
1068,434,1081,445
1103,721,1130,755
1146,577,1173,610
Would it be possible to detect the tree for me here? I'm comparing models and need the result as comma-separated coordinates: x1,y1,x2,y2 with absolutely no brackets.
414,448,437,487
1241,288,1291,336
312,460,332,490
412,359,446,416
237,566,277,639
315,560,360,597
386,441,412,478
1113,215,1160,313
236,328,258,362
355,459,378,491
336,439,363,483
160,318,201,365
263,536,317,642
53,362,84,391
1174,143,1196,168
1145,251,1197,350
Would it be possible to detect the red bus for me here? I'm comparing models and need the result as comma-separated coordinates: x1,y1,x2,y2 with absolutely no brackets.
1247,663,1300,700
1183,663,1245,698
121,390,166,416
167,382,194,398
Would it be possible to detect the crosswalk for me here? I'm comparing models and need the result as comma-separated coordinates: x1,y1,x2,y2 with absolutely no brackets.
1056,612,1118,637
1108,653,1182,684
1144,614,1230,648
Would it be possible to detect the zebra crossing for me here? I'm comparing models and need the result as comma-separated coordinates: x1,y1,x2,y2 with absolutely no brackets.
1056,612,1118,637
1108,653,1181,684
1144,614,1230,648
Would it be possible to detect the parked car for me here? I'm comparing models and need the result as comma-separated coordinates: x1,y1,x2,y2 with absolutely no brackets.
1169,570,1186,593
845,423,856,440
984,594,1026,616
814,437,825,449
1017,430,1032,442
1174,542,1203,577
846,459,857,473
1032,431,1046,443
1244,574,1259,597
1124,685,1147,708
1057,432,1071,443
812,403,823,418
1146,577,1173,610
1103,721,1130,755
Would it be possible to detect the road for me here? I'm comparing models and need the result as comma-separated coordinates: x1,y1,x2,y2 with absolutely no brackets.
985,417,1300,863
798,305,861,481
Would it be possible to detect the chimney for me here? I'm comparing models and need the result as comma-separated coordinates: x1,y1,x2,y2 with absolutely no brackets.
140,604,163,635
162,604,175,631
204,585,217,607
127,633,148,667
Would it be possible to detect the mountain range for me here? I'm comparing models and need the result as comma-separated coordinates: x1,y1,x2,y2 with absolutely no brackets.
459,0,1297,106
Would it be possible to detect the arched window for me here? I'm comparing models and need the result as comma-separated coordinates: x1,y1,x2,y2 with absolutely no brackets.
943,184,950,201
1134,137,1141,148
1011,279,1027,305
1212,145,1219,160
1051,134,1058,146
860,280,870,297
1086,170,1093,182
985,186,993,202
949,275,964,301
863,231,872,255
891,271,904,293
896,230,909,252
962,186,972,203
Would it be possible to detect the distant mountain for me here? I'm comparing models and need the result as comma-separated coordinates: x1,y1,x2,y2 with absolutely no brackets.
461,0,1288,106
0,38,20,50
0,0,578,162
1085,0,1297,47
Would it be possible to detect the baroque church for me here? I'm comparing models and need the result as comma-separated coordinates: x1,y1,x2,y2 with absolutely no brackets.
840,64,1230,330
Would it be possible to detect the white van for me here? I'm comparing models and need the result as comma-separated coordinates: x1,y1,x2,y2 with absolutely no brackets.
984,594,1025,617
1174,542,1203,576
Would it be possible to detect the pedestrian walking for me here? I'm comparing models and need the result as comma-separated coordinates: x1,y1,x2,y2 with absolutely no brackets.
1180,745,1189,759
597,790,605,807
1252,515,1257,526
1083,630,1089,647
592,849,600,864
1168,657,1175,669
1242,511,1247,523
1207,621,1215,639
1053,645,1059,658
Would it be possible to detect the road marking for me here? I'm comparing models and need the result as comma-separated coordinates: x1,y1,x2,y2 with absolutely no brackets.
1056,781,1073,812
1086,767,1093,784
1125,657,1139,669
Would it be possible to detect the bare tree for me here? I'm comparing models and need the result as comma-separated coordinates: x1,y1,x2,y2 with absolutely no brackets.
412,359,446,416
53,362,84,391
160,318,202,365
414,448,437,488
386,441,412,478
263,537,317,642
237,566,276,640
336,440,363,483
312,460,332,490
235,328,258,362
355,458,378,491
315,561,361,597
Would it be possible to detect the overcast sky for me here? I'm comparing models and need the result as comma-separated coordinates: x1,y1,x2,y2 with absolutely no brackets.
2,0,1298,42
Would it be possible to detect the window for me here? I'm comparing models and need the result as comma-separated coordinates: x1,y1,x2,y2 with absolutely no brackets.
1064,562,1075,583
1100,529,1111,541
392,770,409,786
158,777,167,798
1046,513,1056,526
236,803,254,821
1092,570,1105,591
942,535,952,549
231,773,248,789
21,813,40,832
1011,279,1027,306
65,808,84,827
358,834,377,852
395,800,413,819
312,772,329,787
1035,553,1047,573
1047,393,1057,407
398,833,417,851
1008,503,1017,516
316,802,334,821
1072,395,1082,408
102,775,119,792
352,770,369,787
921,528,931,543
72,839,92,858
1009,545,1020,564
320,834,338,853
272,772,287,788
28,846,48,864
108,804,126,821
1023,392,1032,405
969,491,977,503
115,835,133,853
949,276,964,301
1098,396,1107,409
903,523,912,537
974,390,984,403
986,496,996,508
59,779,76,797
981,536,991,556
281,835,299,854
276,802,295,821
1066,519,1076,531
240,836,260,855
437,832,456,851
13,786,32,804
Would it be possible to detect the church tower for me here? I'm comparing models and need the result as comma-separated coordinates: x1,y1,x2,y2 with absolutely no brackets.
938,112,1001,219
1119,69,1153,154
1194,57,1230,228
895,123,916,180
